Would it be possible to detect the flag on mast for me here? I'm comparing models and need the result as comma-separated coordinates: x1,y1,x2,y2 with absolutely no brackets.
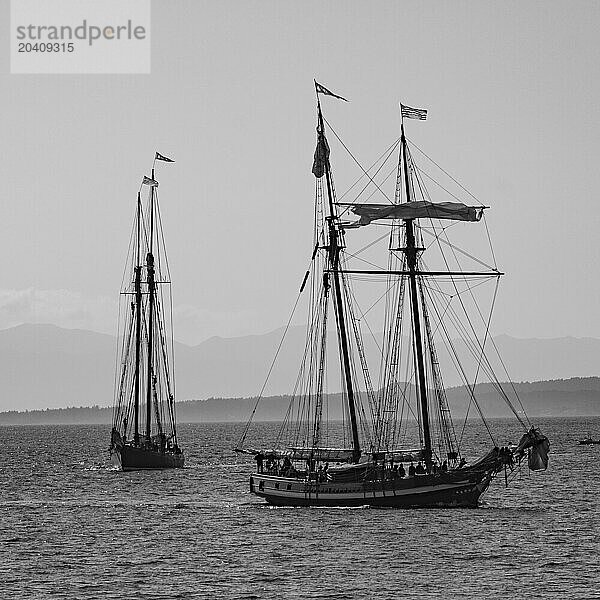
400,104,427,120
314,81,348,102
142,176,159,187
155,152,175,162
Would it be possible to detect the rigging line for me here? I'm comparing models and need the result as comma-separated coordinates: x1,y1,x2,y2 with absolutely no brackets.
112,289,125,427
343,279,379,421
407,138,485,206
421,275,496,299
154,194,172,280
377,251,399,390
338,149,400,219
363,165,398,203
323,115,394,206
235,287,304,451
381,286,422,446
430,274,525,430
420,220,461,237
414,140,499,272
138,193,151,253
422,271,494,406
424,282,497,444
342,250,387,271
410,164,492,276
414,151,497,272
120,209,138,292
363,279,399,320
169,284,177,434
458,277,500,446
341,163,399,219
337,268,375,446
482,212,498,270
415,165,467,205
395,348,419,445
424,201,506,393
435,225,528,427
482,330,531,427
277,234,327,445
290,276,326,437
337,137,401,203
346,285,383,356
342,230,391,260
419,227,498,272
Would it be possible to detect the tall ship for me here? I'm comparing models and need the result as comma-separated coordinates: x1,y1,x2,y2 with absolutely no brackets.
110,152,184,471
236,83,549,507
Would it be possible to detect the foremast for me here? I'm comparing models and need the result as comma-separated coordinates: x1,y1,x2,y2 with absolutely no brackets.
316,97,361,463
145,167,157,444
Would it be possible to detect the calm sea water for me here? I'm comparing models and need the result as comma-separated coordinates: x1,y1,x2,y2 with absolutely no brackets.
1,417,599,599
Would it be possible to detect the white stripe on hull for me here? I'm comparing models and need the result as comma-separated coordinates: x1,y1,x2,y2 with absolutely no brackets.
250,472,492,507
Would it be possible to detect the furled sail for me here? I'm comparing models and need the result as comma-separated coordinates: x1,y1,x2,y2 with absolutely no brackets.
312,131,330,178
515,428,550,471
343,201,485,227
288,447,356,462
236,447,356,463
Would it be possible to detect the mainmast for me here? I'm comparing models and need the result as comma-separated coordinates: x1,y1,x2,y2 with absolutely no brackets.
145,168,156,443
317,101,361,462
133,192,142,446
400,123,433,465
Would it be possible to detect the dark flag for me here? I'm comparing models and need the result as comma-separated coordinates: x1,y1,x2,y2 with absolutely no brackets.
155,152,175,162
400,104,428,120
312,130,330,178
142,176,159,187
314,81,348,102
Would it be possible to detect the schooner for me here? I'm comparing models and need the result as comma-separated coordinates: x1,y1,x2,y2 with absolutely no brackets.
236,83,549,507
110,153,184,470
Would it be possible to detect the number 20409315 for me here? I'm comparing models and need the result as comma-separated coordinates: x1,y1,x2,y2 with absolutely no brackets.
18,42,74,52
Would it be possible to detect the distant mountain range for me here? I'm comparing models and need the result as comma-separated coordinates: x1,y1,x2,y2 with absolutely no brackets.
2,378,599,424
1,323,600,414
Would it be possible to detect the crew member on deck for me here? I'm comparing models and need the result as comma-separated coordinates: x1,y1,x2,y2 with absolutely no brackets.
255,452,264,473
281,456,292,476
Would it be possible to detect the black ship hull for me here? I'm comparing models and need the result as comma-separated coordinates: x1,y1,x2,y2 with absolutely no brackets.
250,469,494,508
115,444,184,471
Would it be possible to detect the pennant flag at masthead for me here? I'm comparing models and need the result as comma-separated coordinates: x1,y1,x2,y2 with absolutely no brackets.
314,81,348,102
155,152,175,162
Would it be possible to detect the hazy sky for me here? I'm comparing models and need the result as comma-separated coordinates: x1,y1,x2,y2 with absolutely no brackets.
1,0,599,345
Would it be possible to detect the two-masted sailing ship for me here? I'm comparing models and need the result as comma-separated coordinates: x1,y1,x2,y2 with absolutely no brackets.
236,83,549,507
110,153,184,470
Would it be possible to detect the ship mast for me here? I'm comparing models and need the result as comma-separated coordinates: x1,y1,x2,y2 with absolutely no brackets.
317,101,361,462
133,192,142,446
145,168,157,443
400,123,433,465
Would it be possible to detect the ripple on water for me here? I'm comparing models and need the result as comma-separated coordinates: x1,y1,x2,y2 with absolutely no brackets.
1,419,599,599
